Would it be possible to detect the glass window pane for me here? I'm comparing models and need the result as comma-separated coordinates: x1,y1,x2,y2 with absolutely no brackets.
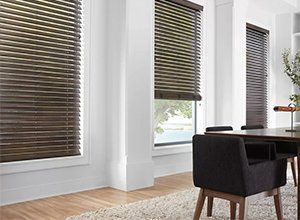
154,100,195,145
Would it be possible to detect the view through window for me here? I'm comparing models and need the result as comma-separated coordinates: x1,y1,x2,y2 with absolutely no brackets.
154,100,195,146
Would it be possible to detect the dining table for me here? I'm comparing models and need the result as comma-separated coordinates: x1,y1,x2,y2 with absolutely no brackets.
205,127,300,219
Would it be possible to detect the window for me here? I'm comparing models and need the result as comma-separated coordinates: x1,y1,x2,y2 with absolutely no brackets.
154,0,202,146
246,23,269,127
0,0,82,162
154,100,196,146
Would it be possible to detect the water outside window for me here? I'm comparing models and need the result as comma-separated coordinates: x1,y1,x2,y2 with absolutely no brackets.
154,100,195,146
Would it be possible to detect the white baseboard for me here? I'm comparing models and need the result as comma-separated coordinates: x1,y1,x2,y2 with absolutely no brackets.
108,160,127,190
108,160,154,191
154,162,192,178
1,155,190,205
0,176,107,206
126,161,154,191
153,152,192,178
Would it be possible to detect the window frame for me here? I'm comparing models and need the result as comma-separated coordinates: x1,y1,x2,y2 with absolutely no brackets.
0,0,91,175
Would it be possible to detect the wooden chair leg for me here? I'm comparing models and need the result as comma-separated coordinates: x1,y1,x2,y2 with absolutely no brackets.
274,188,283,220
207,196,213,217
239,198,248,220
193,189,206,220
291,158,298,187
230,202,237,220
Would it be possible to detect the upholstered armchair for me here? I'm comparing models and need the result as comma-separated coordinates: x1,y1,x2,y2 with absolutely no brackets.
193,135,287,220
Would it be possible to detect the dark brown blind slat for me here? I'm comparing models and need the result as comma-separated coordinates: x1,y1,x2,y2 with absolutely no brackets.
154,0,202,101
0,0,82,163
246,24,269,127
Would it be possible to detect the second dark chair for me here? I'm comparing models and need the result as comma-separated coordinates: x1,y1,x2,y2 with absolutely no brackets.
206,126,233,132
241,125,264,130
206,126,276,163
241,125,298,186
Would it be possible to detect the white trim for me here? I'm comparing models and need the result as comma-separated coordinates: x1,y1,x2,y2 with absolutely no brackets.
154,159,192,178
152,143,192,157
0,0,92,175
0,155,91,175
198,0,209,132
150,0,155,157
108,160,154,191
1,175,106,206
215,0,233,6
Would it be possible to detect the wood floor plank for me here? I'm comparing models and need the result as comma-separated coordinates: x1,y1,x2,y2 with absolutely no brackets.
0,172,193,220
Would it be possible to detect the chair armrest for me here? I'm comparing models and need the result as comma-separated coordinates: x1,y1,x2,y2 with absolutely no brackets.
245,142,276,160
244,159,287,196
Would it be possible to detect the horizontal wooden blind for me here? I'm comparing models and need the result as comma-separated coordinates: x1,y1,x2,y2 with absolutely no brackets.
0,0,82,162
154,0,202,101
246,24,269,127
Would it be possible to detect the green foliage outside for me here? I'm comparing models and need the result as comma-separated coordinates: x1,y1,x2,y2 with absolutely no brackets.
154,100,192,135
283,49,300,105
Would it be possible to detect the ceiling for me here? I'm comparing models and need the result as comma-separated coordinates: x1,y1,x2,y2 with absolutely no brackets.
249,0,300,14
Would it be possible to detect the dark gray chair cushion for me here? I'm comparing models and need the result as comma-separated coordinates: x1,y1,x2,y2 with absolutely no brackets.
241,125,264,130
193,135,287,197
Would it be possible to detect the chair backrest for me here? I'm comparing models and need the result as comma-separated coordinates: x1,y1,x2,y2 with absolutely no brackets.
205,126,233,132
241,125,264,130
193,135,249,196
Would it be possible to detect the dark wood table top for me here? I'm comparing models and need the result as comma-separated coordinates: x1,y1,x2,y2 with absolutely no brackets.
205,127,300,142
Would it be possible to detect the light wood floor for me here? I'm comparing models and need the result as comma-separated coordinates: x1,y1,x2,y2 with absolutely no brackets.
0,172,193,220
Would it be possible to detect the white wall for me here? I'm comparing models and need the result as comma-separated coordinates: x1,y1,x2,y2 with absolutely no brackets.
215,1,234,126
0,0,108,205
250,0,299,14
275,14,294,126
0,0,296,206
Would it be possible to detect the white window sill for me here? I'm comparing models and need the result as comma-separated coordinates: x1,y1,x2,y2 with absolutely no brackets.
0,154,90,175
152,143,192,157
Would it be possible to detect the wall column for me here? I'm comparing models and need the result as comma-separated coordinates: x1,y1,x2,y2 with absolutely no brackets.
215,0,248,129
106,0,154,191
